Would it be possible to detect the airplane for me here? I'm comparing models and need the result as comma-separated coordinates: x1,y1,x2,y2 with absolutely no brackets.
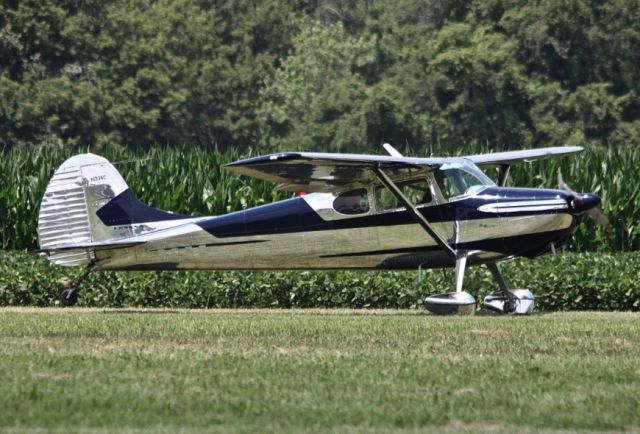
37,144,605,314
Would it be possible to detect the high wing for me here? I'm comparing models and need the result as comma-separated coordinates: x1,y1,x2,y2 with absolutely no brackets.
463,146,583,166
224,146,583,193
224,152,447,193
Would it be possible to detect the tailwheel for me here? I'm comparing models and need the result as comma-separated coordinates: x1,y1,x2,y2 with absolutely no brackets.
57,262,95,307
59,287,78,307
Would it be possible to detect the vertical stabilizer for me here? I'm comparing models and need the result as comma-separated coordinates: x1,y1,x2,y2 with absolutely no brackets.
38,153,194,267
37,154,129,266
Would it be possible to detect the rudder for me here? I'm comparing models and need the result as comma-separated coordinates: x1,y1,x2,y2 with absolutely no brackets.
37,154,130,266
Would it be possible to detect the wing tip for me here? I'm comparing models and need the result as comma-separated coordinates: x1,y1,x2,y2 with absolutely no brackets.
566,145,584,152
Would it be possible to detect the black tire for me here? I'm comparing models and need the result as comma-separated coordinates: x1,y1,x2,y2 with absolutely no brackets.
504,299,517,314
59,288,78,307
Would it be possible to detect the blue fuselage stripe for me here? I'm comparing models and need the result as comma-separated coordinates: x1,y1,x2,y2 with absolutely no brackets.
195,187,571,238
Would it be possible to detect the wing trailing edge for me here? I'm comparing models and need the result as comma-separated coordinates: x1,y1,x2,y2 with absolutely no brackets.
224,152,445,193
463,146,583,166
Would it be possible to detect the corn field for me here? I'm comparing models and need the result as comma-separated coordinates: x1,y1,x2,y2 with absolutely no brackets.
1,146,638,252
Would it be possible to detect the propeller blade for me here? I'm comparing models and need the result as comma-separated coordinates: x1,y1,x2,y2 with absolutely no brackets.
558,169,610,229
557,169,576,195
586,207,611,229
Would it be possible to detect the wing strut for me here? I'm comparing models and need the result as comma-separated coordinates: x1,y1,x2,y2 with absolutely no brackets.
497,164,510,186
372,167,457,258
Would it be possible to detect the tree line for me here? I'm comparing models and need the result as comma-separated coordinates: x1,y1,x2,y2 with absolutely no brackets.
1,0,639,152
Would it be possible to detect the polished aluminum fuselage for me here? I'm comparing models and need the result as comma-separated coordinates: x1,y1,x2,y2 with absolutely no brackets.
93,187,577,271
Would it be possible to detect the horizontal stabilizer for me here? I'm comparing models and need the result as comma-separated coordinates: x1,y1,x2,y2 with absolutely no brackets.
40,239,146,253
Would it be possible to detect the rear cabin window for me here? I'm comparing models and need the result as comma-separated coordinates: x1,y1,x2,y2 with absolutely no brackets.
333,189,370,215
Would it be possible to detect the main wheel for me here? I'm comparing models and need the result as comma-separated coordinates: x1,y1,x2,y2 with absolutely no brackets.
59,288,78,307
504,298,517,314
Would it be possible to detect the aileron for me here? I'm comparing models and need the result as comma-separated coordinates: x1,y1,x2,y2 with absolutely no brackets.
464,146,583,166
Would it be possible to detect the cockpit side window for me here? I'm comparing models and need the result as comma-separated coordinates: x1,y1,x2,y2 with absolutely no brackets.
434,161,495,199
433,170,459,199
333,188,370,215
374,178,433,212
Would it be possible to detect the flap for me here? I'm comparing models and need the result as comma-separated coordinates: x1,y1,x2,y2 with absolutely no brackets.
224,152,444,193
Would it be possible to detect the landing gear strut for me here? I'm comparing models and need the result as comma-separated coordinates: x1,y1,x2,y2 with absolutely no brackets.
483,262,534,315
59,262,95,307
423,253,477,315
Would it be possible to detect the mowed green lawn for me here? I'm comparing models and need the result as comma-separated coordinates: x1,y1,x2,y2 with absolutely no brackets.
0,309,639,433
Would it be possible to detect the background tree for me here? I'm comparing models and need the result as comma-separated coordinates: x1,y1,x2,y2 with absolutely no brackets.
257,21,377,151
0,0,639,151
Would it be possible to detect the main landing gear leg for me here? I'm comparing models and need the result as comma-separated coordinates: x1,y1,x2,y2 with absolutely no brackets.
483,262,535,315
454,254,467,293
423,253,476,315
59,262,95,307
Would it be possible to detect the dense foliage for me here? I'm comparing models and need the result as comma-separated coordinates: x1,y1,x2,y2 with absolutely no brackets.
2,2,639,310
1,0,639,151
1,250,638,310
2,146,639,252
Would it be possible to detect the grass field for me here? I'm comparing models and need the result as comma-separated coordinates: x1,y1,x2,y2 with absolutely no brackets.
0,309,639,433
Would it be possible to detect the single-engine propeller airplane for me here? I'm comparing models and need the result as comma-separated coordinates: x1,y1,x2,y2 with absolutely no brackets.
38,145,605,314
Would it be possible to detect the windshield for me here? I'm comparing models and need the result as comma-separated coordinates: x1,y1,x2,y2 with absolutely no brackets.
434,159,495,199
